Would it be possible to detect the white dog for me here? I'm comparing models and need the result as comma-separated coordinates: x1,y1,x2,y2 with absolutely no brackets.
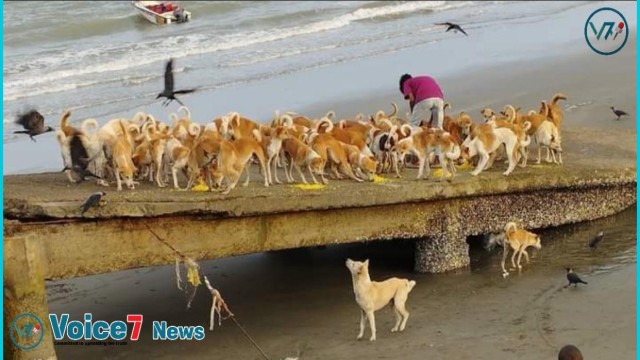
345,259,416,342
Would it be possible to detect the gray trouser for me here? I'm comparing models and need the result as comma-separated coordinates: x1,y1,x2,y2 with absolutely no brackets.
410,97,444,129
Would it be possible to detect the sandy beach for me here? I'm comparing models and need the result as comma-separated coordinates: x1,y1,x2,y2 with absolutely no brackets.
2,1,636,359
42,22,637,360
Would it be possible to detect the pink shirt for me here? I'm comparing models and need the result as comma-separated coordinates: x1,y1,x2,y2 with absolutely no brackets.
402,76,444,103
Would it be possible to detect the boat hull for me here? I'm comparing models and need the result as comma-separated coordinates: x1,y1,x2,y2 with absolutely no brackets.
131,1,191,25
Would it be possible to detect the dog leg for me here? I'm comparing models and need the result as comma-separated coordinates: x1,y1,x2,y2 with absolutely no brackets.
471,151,488,176
391,307,402,333
545,147,552,163
510,246,519,270
172,167,182,190
536,139,542,164
286,157,295,183
416,155,426,179
242,165,251,187
115,170,123,191
366,310,376,342
392,152,401,178
397,301,410,332
307,165,319,184
501,244,510,275
294,164,308,184
357,310,366,340
503,145,517,176
520,248,530,264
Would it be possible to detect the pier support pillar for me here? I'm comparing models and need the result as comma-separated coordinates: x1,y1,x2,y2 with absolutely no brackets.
4,234,57,360
414,209,470,273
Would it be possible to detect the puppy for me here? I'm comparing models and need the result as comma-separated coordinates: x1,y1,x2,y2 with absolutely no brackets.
345,259,416,342
501,222,542,276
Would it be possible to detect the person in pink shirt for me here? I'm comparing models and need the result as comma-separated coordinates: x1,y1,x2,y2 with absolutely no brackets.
399,74,445,129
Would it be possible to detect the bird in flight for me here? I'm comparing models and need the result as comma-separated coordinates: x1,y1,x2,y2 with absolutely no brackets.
13,109,54,142
156,59,196,107
564,268,588,288
435,22,468,36
80,191,106,215
610,106,628,121
588,231,604,250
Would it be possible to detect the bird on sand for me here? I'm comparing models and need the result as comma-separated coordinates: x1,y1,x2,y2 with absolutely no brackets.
435,22,468,36
588,231,604,250
564,268,588,288
80,191,106,215
156,58,195,107
13,109,54,142
558,344,583,360
610,106,628,120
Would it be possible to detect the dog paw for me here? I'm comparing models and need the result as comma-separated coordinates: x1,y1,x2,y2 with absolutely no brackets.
357,334,364,340
502,272,509,278
369,337,376,342
391,328,398,333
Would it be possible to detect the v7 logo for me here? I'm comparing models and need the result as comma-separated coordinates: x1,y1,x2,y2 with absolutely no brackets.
589,21,615,40
13,323,34,340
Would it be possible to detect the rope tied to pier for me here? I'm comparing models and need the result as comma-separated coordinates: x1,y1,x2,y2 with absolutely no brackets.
143,224,275,360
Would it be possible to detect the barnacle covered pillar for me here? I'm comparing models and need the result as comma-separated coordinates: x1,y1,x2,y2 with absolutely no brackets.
414,208,470,273
4,234,57,360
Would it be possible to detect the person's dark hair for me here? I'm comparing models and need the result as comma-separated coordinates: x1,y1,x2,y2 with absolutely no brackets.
558,345,583,360
399,74,412,93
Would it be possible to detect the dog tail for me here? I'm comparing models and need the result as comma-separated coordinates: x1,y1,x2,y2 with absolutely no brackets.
551,93,567,106
505,222,518,236
81,118,99,137
400,124,412,137
188,123,201,137
252,128,262,143
355,113,365,123
315,117,333,133
325,110,336,121
389,102,398,118
178,106,191,120
281,114,294,129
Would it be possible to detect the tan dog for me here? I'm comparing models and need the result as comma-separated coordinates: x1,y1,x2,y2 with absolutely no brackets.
282,137,325,184
308,131,363,183
500,222,542,276
534,120,563,164
226,112,260,140
318,118,374,157
104,120,137,191
211,136,269,193
345,259,416,342
341,143,378,181
461,121,520,176
547,93,567,130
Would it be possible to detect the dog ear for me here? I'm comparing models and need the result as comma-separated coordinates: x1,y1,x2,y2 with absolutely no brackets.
363,259,369,267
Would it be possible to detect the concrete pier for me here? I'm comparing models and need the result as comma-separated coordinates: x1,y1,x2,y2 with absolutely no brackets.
3,164,636,359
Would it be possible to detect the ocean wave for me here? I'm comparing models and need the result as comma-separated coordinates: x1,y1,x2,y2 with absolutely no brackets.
4,1,478,102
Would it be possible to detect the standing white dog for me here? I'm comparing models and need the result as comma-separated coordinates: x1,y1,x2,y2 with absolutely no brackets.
345,259,416,342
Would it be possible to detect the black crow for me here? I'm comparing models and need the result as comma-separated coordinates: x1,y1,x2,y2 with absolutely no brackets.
565,268,588,288
610,106,628,120
156,59,195,107
588,231,604,250
13,109,53,142
61,165,102,182
435,22,468,36
80,191,106,215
